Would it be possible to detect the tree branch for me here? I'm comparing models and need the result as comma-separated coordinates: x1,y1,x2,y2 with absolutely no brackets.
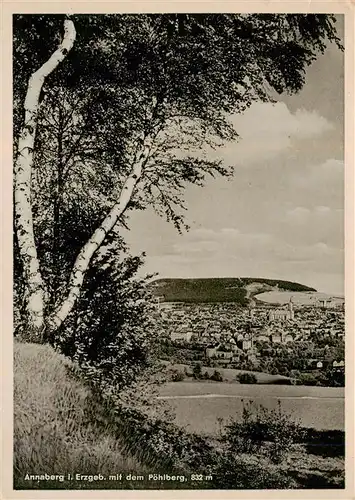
47,134,155,333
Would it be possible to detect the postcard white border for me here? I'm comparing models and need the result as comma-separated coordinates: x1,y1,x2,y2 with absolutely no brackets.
1,2,354,499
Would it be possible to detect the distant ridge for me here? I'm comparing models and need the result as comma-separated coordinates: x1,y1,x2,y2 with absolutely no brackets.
149,277,316,304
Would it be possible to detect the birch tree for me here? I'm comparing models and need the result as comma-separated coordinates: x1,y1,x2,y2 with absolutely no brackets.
14,18,76,340
13,14,342,342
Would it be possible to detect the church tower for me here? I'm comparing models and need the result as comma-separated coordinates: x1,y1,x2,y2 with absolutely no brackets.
288,297,294,320
248,298,256,319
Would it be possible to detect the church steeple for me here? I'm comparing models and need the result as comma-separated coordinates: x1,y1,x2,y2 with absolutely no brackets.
248,298,255,319
288,296,294,319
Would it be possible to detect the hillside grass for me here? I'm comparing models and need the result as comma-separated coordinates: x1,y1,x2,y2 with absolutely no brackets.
14,342,140,489
13,341,189,490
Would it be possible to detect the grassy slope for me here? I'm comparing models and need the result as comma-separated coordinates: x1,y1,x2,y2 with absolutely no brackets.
14,341,231,491
150,277,316,303
13,342,154,490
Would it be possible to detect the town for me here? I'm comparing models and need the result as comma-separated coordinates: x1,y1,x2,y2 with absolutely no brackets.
155,297,345,386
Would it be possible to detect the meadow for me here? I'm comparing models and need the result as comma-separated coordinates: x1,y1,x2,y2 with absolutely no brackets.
255,290,344,306
158,381,345,435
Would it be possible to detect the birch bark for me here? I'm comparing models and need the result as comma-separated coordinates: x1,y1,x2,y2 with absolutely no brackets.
14,19,76,340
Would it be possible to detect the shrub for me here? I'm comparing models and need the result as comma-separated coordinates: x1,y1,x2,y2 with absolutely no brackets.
325,368,345,387
171,370,185,382
54,252,158,394
237,372,257,384
211,452,297,489
297,372,318,386
192,362,202,379
210,370,223,382
223,400,305,463
15,342,322,490
101,395,298,489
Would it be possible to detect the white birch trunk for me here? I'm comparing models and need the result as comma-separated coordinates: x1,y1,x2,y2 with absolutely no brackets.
14,19,76,340
48,140,152,333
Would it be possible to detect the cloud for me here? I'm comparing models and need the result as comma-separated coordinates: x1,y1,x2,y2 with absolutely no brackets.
286,207,311,223
273,241,339,263
280,205,344,250
292,158,344,189
123,97,343,295
172,227,273,258
217,102,334,166
285,205,342,223
315,205,332,214
232,103,333,141
156,223,341,280
174,225,340,256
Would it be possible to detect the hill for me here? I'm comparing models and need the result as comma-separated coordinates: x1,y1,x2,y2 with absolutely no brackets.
150,278,316,304
13,342,221,491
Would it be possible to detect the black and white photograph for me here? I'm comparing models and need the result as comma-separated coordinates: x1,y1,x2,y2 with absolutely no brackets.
5,6,353,495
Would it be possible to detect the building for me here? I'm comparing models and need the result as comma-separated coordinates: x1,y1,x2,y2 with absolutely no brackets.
241,339,252,350
269,298,294,322
308,359,324,370
256,334,269,343
235,333,253,351
216,349,233,360
248,299,256,319
171,331,193,342
205,345,218,358
320,298,332,309
155,295,166,310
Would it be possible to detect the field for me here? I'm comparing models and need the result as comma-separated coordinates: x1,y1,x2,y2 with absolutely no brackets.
255,290,344,306
158,381,345,435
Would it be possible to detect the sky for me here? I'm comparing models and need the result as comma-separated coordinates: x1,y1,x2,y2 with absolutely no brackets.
122,16,345,295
